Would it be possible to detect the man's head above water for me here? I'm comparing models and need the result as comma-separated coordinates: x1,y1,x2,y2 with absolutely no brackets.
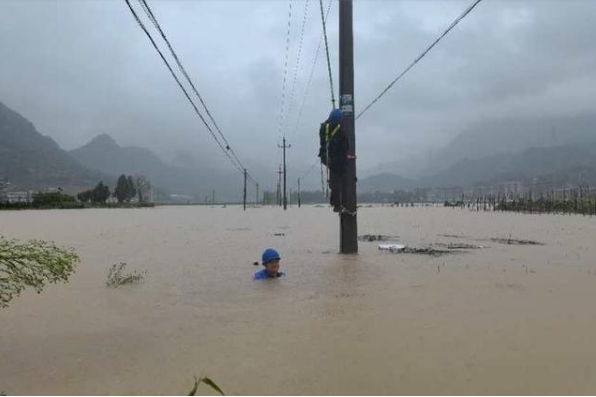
254,248,284,279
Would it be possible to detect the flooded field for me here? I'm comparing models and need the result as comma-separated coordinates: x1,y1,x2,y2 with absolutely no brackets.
1,205,595,395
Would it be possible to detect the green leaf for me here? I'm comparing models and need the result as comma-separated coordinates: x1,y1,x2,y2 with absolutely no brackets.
200,377,224,396
187,376,199,396
187,376,224,396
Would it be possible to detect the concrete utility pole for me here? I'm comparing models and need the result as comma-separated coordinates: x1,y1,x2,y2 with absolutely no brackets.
278,137,291,210
339,0,358,253
277,165,283,207
298,178,301,208
243,168,247,211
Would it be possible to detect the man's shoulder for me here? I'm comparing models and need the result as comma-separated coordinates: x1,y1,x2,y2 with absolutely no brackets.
253,269,267,279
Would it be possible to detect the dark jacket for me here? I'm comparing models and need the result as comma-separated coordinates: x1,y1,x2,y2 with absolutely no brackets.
318,122,349,172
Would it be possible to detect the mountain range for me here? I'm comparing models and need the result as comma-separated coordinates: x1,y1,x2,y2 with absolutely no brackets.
0,100,105,192
2,98,595,199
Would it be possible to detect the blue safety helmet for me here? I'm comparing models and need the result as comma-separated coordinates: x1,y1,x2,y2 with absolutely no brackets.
328,109,342,124
262,248,281,264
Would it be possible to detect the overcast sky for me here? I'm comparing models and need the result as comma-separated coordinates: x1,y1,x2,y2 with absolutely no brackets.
1,0,595,188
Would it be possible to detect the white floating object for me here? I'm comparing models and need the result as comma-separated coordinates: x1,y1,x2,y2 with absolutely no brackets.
379,244,405,251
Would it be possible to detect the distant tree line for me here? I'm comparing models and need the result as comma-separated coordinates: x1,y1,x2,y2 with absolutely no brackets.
0,174,153,210
77,175,151,204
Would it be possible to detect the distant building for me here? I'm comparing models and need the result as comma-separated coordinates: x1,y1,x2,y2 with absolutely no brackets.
5,191,32,203
169,194,193,204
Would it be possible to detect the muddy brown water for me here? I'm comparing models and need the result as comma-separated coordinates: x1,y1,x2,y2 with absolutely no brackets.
1,206,595,395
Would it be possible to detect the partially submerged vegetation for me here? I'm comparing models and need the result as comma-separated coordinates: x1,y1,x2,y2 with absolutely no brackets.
188,376,224,396
0,237,79,308
446,186,596,216
106,262,146,288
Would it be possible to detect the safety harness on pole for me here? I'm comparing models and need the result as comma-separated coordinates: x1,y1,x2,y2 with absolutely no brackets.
324,123,341,198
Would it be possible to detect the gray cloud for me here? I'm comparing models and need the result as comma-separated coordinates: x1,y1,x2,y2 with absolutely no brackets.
1,0,595,190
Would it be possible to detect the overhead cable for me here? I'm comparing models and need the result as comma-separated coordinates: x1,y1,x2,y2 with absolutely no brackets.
319,0,336,108
123,0,258,185
277,0,294,141
136,0,251,179
291,0,333,142
357,0,484,120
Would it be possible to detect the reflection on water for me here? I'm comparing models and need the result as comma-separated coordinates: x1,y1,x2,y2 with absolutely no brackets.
1,206,596,394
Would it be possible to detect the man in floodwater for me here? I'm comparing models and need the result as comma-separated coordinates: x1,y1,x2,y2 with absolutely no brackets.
253,248,285,279
318,109,348,212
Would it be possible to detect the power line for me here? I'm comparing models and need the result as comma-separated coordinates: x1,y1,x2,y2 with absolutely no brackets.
300,157,320,180
319,0,336,108
277,0,294,142
284,0,311,138
357,0,484,120
291,0,333,142
123,0,259,186
136,0,250,179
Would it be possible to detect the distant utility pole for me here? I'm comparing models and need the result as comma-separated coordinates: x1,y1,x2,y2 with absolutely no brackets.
339,0,358,253
277,165,283,207
212,190,215,206
278,137,292,210
243,168,247,211
256,183,259,206
298,178,301,208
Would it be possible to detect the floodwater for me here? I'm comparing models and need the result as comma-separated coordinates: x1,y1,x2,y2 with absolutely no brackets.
1,205,595,395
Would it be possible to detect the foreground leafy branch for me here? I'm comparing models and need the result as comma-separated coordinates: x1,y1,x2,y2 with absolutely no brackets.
0,237,79,308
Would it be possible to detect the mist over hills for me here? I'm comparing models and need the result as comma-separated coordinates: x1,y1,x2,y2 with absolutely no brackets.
360,112,596,191
70,134,244,202
0,100,245,201
0,100,106,192
426,112,596,175
3,98,595,200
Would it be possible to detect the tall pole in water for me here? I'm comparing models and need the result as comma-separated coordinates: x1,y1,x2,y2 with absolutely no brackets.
277,165,283,207
298,178,301,208
243,168,247,211
339,0,358,253
278,137,291,210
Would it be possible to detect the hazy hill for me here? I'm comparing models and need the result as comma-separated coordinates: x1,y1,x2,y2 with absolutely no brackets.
361,141,596,191
423,141,596,187
425,112,596,175
0,100,104,191
70,135,244,201
359,172,417,193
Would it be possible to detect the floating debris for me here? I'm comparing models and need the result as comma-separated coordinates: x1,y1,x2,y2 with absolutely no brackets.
274,233,285,237
490,237,544,246
435,242,483,249
379,244,406,251
440,234,467,239
381,245,453,256
359,234,400,242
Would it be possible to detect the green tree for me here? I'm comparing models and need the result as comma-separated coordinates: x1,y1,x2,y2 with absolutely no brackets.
77,189,92,203
0,238,79,308
135,175,151,203
127,176,137,201
91,182,110,204
32,192,76,207
114,174,129,203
